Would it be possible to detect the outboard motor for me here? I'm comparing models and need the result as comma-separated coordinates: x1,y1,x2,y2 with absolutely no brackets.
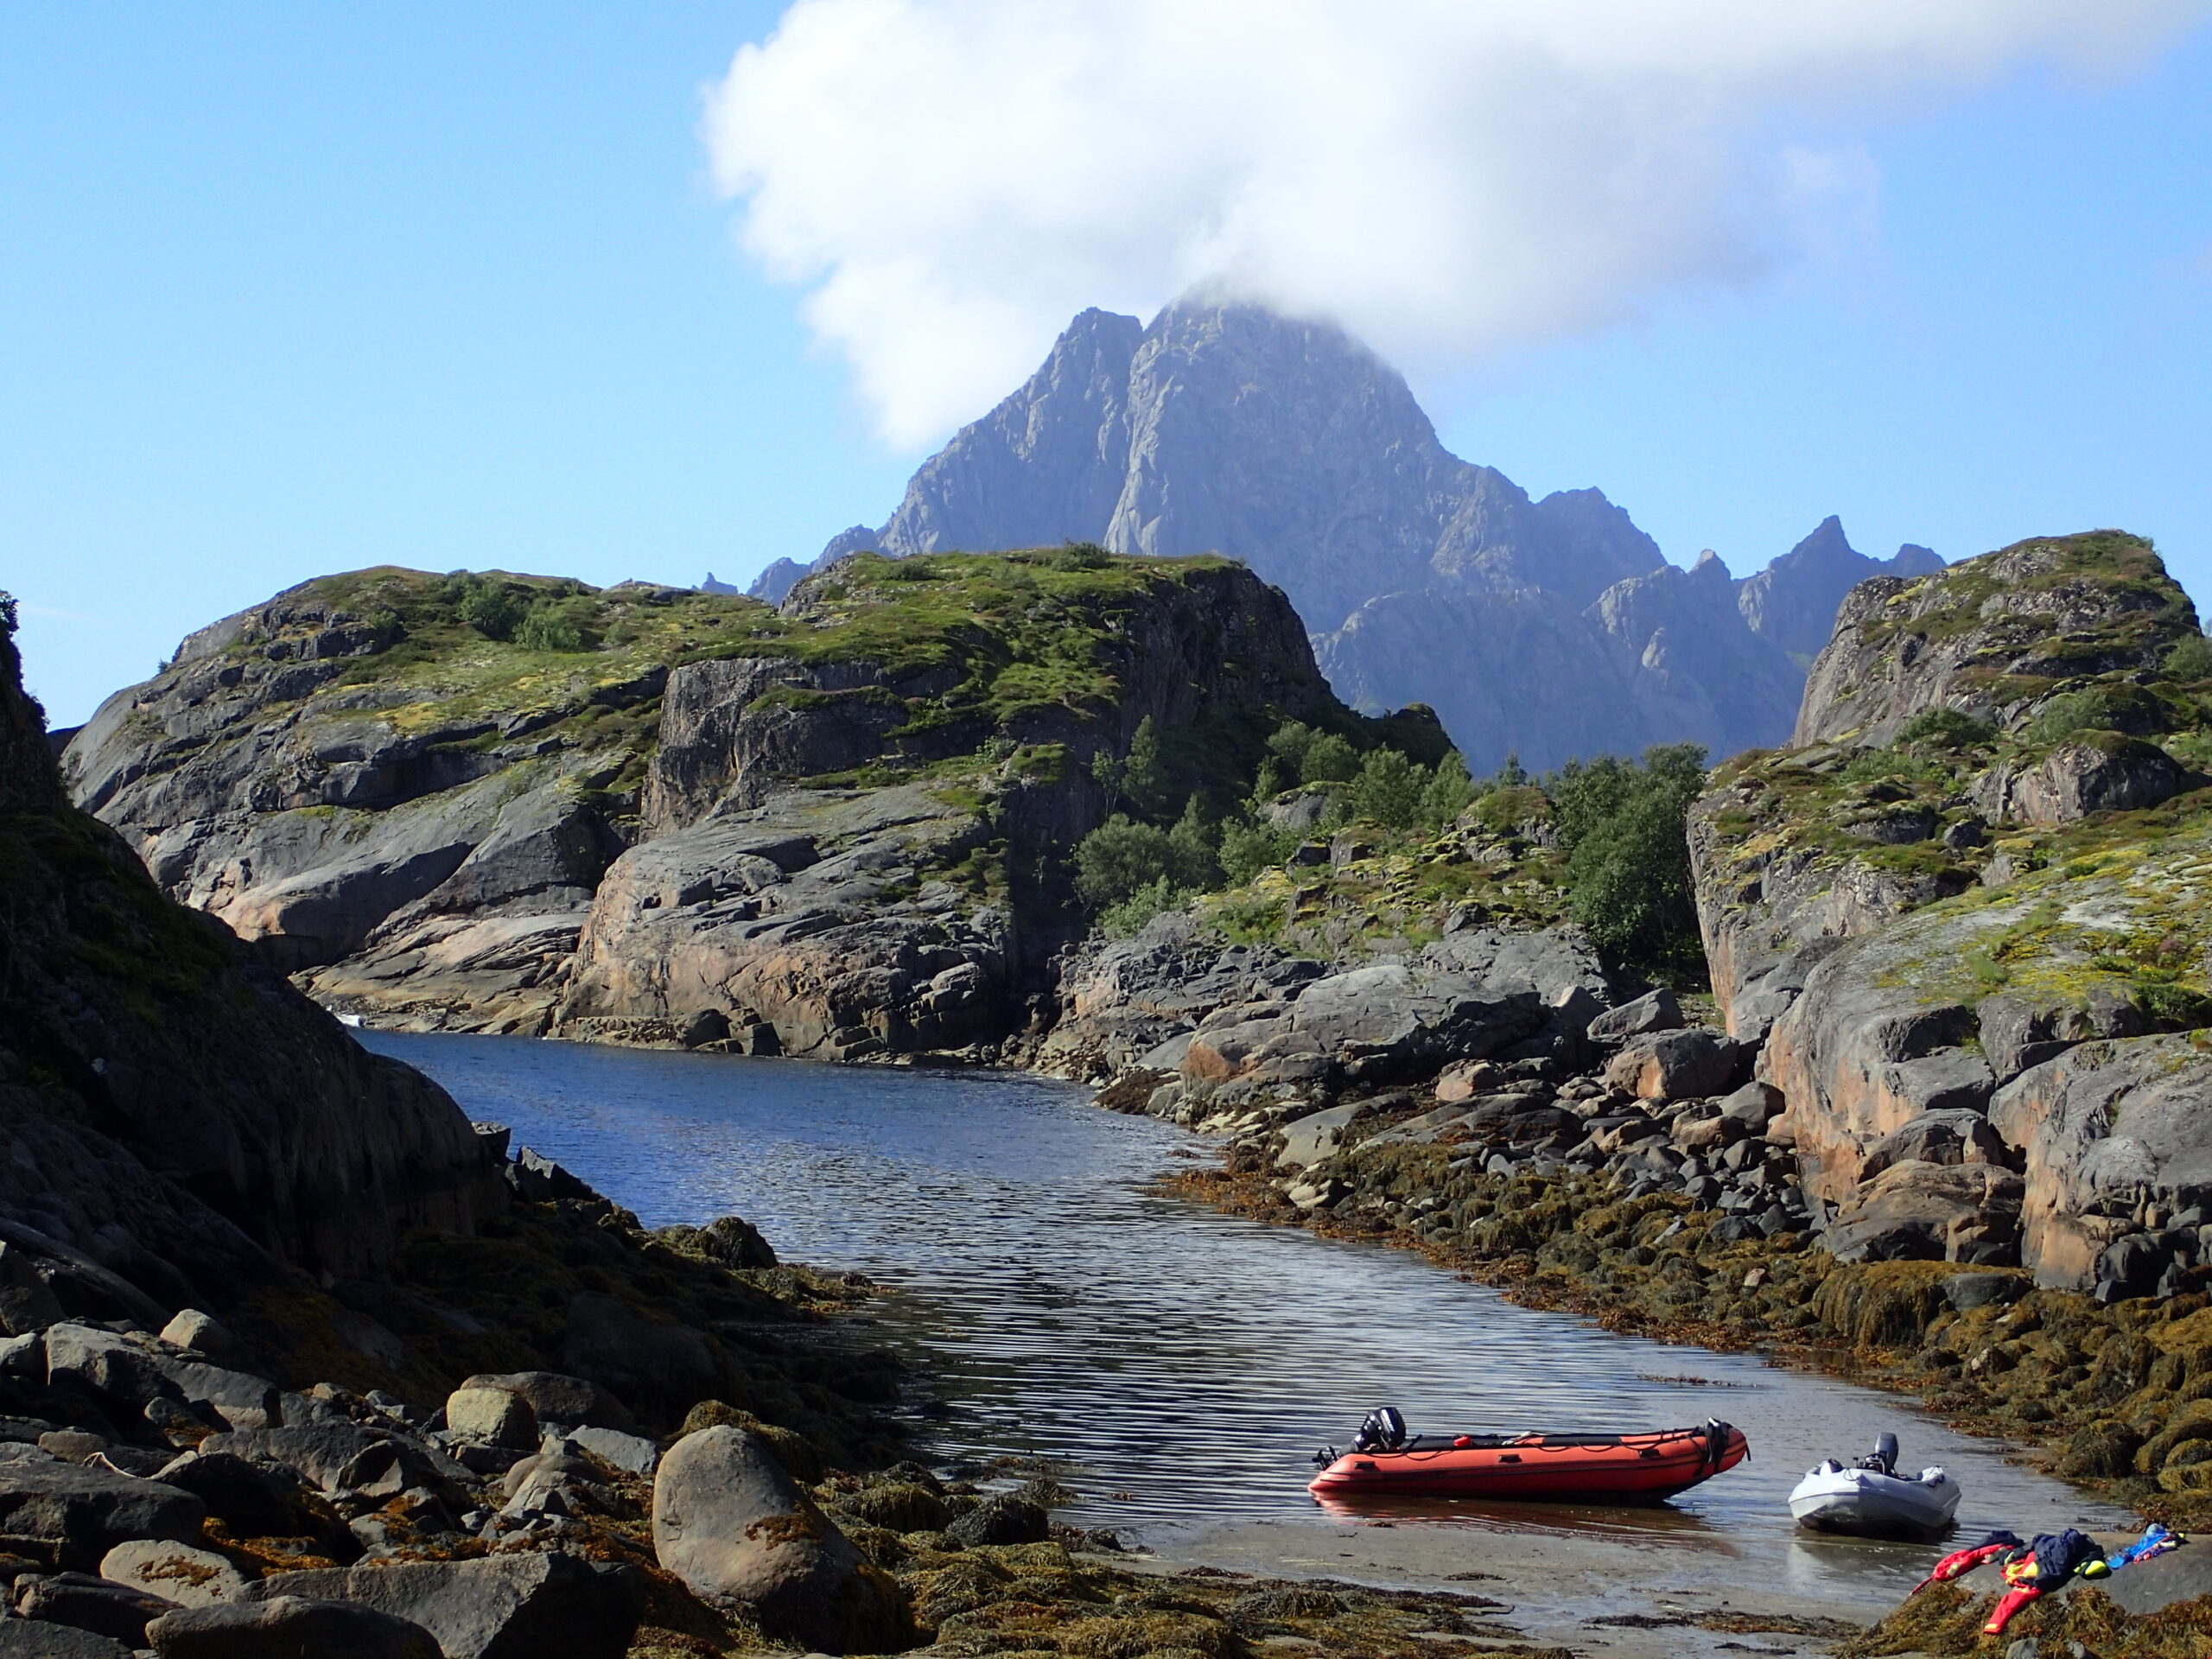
1860,1433,1899,1476
1355,1406,1408,1452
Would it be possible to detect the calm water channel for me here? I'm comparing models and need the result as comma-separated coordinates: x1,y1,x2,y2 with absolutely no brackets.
363,1032,2125,1609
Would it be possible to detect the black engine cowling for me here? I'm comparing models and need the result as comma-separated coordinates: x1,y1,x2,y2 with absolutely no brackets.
1355,1406,1408,1452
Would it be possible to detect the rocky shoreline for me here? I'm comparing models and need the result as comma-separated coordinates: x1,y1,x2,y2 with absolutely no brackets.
0,1133,1589,1658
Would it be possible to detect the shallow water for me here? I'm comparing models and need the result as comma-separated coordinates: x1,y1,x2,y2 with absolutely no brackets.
363,1032,2127,1606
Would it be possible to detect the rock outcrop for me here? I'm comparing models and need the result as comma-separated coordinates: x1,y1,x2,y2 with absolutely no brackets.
549,552,1356,1058
0,601,499,1302
1045,906,1615,1116
59,571,709,1034
1688,531,2212,1293
1795,530,2193,748
71,555,1379,1059
652,1424,905,1652
775,298,1942,770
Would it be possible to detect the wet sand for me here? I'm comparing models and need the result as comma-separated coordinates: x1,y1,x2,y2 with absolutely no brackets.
1128,1518,1879,1656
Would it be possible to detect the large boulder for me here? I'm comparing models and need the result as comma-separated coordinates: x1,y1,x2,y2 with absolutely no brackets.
150,1451,349,1550
442,1386,536,1450
146,1595,440,1659
1823,1160,2024,1265
1988,1036,2212,1289
1586,988,1682,1042
454,1370,632,1432
1603,1029,1737,1103
0,1462,204,1568
1286,963,1546,1082
0,1623,134,1658
99,1539,253,1608
944,1492,1049,1548
16,1571,178,1645
196,1426,411,1493
43,1324,280,1431
1274,1103,1372,1172
1857,1109,2008,1179
652,1425,906,1652
1038,918,1325,1081
243,1552,639,1659
1974,735,2183,827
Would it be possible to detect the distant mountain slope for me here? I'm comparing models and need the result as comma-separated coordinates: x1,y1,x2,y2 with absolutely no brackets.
763,298,1942,770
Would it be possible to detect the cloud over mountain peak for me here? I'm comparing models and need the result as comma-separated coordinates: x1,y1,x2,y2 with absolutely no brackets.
705,0,2203,446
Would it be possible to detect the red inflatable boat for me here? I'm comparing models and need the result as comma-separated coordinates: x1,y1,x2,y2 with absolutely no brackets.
1309,1416,1747,1504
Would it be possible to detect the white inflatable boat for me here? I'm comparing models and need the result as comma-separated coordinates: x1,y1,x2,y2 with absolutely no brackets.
1789,1433,1960,1539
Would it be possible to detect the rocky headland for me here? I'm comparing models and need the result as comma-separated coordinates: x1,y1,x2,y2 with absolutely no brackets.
62,552,1403,1061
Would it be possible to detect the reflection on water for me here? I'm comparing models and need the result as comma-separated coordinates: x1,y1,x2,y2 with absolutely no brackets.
363,1032,2127,1601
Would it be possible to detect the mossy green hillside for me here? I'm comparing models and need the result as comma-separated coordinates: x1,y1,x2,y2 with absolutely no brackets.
1197,785,1576,959
266,552,1376,824
1853,529,2195,665
1700,531,2212,1024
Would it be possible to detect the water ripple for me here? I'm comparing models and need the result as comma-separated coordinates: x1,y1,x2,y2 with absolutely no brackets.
365,1033,2125,1598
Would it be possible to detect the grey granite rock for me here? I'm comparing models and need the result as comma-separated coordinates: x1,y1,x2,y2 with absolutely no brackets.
1988,1037,2212,1289
0,1462,204,1567
652,1426,902,1651
147,1594,441,1659
243,1551,638,1659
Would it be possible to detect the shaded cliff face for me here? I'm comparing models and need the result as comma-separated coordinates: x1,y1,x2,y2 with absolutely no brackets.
559,550,1355,1056
0,611,497,1309
1687,531,2212,1292
782,298,1942,771
1737,517,1943,667
63,570,778,1032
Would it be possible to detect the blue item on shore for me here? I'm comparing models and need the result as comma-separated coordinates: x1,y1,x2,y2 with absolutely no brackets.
2104,1522,2186,1572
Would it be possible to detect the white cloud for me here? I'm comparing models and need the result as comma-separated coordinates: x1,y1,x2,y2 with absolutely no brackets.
705,0,2208,447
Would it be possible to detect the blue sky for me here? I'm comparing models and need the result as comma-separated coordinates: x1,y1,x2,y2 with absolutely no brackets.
4,5,2209,726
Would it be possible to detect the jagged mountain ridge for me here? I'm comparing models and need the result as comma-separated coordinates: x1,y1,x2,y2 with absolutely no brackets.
760,299,1942,771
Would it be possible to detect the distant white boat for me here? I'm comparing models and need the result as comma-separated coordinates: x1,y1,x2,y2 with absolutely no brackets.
1789,1433,1960,1539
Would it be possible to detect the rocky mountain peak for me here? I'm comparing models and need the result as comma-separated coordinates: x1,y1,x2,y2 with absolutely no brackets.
1737,515,1947,666
761,297,1939,771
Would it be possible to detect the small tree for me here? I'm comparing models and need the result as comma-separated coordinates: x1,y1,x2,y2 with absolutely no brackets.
2164,635,2212,681
1897,708,1996,750
1099,875,1180,938
1219,819,1295,885
449,575,527,641
1421,751,1478,825
515,600,586,652
1265,721,1319,779
1072,815,1173,908
1166,795,1221,888
1547,743,1707,981
1351,747,1425,829
1300,731,1358,784
1090,749,1125,813
1121,716,1172,818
